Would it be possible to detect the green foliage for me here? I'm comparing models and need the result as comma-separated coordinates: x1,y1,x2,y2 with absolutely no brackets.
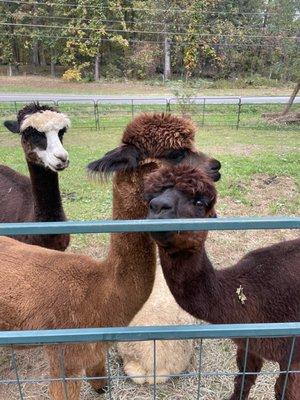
125,44,158,79
102,63,123,79
0,0,299,81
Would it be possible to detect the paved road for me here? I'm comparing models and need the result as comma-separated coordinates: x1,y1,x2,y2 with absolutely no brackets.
0,93,299,105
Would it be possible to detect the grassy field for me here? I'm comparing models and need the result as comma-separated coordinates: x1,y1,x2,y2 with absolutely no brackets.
0,75,297,97
0,111,299,399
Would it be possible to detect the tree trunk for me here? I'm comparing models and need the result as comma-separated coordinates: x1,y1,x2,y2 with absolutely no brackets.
31,42,39,67
50,59,56,78
282,82,300,115
50,48,56,77
94,53,100,81
164,36,171,80
39,45,47,67
7,63,13,77
12,38,19,63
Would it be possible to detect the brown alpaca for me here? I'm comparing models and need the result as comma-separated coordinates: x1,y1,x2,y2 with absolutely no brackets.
144,164,300,400
0,113,221,399
0,103,70,250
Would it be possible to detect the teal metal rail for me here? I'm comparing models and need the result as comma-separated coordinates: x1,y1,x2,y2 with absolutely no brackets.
0,323,300,346
1,216,299,235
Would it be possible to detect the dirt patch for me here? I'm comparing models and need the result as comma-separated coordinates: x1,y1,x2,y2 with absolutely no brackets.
263,111,300,124
220,174,298,218
0,76,169,96
68,235,109,260
246,173,298,215
209,175,298,266
0,76,294,97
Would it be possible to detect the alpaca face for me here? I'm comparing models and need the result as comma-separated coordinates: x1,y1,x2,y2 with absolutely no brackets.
87,113,221,181
144,165,217,248
4,104,70,172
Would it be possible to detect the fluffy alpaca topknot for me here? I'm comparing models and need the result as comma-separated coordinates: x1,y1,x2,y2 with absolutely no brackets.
122,113,196,156
17,102,58,124
144,165,217,206
20,111,70,133
15,102,70,133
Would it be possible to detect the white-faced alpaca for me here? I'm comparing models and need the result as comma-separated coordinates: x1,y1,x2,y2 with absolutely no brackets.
144,164,300,400
0,113,221,400
0,102,70,250
118,264,196,384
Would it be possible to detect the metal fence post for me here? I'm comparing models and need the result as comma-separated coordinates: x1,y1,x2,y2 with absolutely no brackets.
10,346,24,400
237,98,242,130
202,98,206,127
93,101,100,132
131,99,134,119
166,99,171,113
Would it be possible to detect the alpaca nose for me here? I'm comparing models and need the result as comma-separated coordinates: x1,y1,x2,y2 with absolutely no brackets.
149,197,173,214
55,153,68,163
208,158,221,182
211,158,221,171
54,154,69,171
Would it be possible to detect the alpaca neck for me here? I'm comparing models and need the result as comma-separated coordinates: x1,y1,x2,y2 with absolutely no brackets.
106,167,157,325
158,241,240,324
27,161,65,222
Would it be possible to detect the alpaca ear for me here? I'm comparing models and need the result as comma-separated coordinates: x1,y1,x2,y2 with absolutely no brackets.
87,144,142,177
4,120,20,134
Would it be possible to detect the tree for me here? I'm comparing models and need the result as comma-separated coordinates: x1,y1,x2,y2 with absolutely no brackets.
0,0,299,81
60,0,128,80
0,1,20,75
282,81,300,115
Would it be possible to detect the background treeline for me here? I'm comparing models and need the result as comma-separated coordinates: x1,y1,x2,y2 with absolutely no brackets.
0,0,299,82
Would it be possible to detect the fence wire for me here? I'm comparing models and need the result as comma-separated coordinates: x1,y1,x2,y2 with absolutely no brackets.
0,97,299,133
0,327,299,399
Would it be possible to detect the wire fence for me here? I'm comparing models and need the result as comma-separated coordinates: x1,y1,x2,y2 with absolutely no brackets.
0,217,299,399
0,324,300,399
0,97,299,133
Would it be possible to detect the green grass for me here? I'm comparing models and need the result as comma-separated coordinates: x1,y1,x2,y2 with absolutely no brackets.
1,111,299,249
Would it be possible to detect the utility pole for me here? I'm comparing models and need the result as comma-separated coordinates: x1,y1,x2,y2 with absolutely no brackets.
94,52,100,81
164,36,171,80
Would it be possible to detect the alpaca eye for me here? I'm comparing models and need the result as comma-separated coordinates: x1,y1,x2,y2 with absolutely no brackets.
164,149,186,164
58,128,66,141
195,200,203,207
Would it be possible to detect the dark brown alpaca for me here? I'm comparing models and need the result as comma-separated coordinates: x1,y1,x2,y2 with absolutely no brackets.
144,164,300,400
0,103,70,250
0,113,221,399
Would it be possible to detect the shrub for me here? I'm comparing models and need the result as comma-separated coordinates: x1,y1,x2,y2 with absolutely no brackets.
62,68,82,82
125,44,159,80
82,72,94,82
103,63,123,79
171,81,198,118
